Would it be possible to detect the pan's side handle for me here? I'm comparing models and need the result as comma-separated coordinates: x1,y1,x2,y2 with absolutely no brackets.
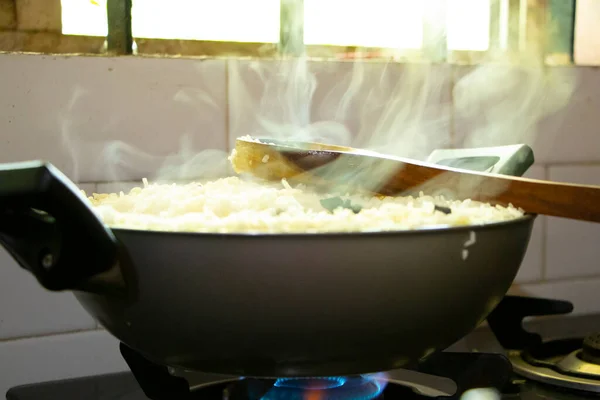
0,161,123,293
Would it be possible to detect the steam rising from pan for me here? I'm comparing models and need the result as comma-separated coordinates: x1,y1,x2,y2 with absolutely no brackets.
59,6,575,201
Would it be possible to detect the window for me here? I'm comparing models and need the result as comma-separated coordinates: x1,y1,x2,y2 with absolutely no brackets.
61,0,108,37
446,0,490,51
303,0,424,49
2,0,581,64
61,0,280,42
303,0,491,51
62,0,492,52
132,0,280,42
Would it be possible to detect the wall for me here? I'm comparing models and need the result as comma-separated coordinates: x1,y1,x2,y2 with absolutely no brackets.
0,53,598,394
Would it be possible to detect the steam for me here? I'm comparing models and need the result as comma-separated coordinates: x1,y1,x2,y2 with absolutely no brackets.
229,59,452,160
454,59,575,150
226,3,576,199
60,4,576,204
59,61,233,185
228,59,354,146
59,86,88,184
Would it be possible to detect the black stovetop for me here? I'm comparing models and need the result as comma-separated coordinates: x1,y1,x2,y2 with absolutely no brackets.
7,296,600,400
6,369,600,400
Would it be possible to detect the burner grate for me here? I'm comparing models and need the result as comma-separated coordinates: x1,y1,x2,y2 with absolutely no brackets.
119,343,515,399
122,295,591,399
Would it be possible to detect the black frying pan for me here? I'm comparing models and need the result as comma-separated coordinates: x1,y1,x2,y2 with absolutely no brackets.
0,150,534,378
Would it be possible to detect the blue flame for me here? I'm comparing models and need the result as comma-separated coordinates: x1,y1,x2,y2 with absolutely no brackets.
274,376,348,389
261,375,384,400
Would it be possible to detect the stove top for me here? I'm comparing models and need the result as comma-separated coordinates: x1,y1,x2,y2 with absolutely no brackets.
7,296,600,400
6,370,598,399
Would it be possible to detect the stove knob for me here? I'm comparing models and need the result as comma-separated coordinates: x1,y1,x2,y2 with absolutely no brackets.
581,333,600,364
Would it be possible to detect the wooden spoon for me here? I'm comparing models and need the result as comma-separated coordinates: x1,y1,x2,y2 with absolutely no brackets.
230,136,600,223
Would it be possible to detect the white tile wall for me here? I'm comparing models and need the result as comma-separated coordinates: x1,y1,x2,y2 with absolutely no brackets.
0,54,600,392
535,68,600,164
514,166,546,283
0,330,127,396
453,66,600,164
0,54,228,183
509,277,600,316
0,183,98,341
0,248,97,340
78,183,97,197
574,0,600,66
545,165,600,280
228,59,452,160
95,181,143,195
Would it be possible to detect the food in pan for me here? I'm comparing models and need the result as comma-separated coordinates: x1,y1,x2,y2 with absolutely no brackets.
85,177,524,234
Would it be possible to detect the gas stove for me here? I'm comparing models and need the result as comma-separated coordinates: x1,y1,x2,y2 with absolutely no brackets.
6,296,600,399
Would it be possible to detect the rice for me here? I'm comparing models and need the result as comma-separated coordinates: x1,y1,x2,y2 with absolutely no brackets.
84,177,524,234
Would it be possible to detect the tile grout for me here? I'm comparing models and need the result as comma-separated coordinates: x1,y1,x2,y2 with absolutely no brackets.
224,59,232,151
515,273,600,286
76,161,600,187
540,215,548,280
541,161,600,167
449,64,456,148
540,165,549,280
0,327,103,344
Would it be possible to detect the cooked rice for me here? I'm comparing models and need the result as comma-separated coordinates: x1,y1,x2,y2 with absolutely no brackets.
84,177,524,234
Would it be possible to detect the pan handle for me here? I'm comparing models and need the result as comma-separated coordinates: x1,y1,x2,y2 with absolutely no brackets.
0,161,123,293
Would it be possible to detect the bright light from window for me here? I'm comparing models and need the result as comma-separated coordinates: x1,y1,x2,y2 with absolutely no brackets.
447,0,491,50
304,0,423,48
61,0,493,51
61,0,107,37
61,0,280,42
131,0,280,42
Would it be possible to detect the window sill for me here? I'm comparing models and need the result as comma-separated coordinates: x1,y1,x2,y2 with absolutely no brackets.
0,31,105,54
0,33,582,67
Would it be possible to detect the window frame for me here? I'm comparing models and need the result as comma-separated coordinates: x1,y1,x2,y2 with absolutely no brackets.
0,0,577,66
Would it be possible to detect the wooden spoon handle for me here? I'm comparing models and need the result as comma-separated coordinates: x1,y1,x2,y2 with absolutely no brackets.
380,160,600,223
232,138,600,223
495,178,600,222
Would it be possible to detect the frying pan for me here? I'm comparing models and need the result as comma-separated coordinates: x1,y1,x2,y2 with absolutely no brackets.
0,144,539,378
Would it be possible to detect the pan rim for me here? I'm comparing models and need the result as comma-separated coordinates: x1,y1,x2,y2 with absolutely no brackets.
107,213,537,239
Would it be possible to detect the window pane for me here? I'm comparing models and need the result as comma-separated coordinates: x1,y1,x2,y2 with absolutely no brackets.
62,0,492,51
574,0,599,65
304,0,423,48
447,0,490,50
131,0,280,42
61,0,108,36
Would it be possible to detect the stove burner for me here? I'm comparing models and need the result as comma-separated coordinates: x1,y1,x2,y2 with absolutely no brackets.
120,341,516,400
521,336,600,380
504,336,600,393
487,296,600,394
274,376,348,389
119,296,583,400
582,333,600,364
263,376,383,400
